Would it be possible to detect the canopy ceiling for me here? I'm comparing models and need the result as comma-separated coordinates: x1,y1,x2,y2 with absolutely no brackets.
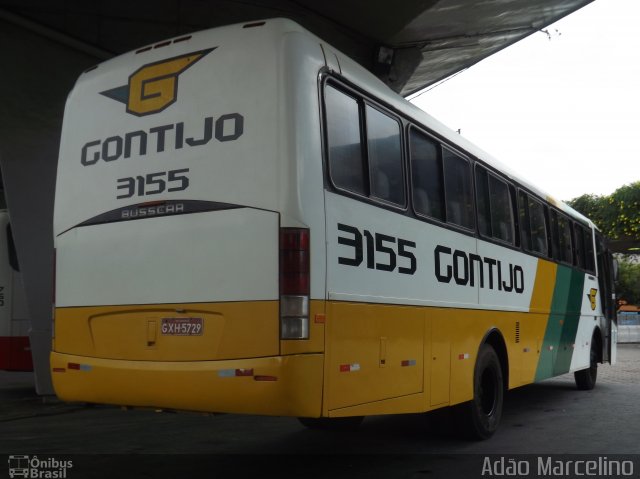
0,0,594,96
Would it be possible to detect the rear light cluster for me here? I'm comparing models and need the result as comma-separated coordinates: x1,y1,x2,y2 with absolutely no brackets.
279,228,310,340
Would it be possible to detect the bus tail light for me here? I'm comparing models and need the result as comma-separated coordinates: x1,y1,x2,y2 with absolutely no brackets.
279,228,309,340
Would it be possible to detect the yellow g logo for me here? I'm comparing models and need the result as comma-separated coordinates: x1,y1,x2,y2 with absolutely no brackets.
101,48,215,116
587,288,597,311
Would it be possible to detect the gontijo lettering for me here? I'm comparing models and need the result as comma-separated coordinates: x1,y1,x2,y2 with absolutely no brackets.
80,113,244,166
434,245,525,293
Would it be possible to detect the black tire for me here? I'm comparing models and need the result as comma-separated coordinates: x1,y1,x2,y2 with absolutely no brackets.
575,339,598,390
298,416,363,431
457,344,504,440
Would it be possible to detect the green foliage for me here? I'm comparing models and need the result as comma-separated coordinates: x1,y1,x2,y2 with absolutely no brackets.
568,182,640,306
567,181,640,240
616,257,640,305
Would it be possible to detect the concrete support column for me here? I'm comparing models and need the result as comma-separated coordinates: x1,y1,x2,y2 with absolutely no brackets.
0,19,100,394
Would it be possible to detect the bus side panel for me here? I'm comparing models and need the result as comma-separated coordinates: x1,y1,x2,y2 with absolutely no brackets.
535,265,586,381
324,193,476,412
325,301,425,411
518,259,557,386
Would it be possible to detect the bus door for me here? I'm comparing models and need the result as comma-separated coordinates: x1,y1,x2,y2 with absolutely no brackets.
596,233,616,363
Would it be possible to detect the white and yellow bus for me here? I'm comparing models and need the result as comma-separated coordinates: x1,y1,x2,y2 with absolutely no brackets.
51,18,617,438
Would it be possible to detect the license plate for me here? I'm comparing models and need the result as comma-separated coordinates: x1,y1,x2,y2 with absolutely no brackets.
161,317,203,336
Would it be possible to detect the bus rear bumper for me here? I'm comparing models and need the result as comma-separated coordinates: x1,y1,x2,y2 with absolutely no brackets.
50,351,323,417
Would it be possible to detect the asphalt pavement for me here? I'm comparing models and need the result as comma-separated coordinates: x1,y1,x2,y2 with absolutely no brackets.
1,344,639,478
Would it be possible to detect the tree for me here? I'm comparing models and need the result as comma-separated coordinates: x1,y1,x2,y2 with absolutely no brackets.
568,182,640,306
616,256,640,305
567,181,640,241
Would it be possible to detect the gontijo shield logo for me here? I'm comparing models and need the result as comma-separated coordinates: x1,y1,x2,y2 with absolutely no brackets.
587,288,598,311
100,48,215,116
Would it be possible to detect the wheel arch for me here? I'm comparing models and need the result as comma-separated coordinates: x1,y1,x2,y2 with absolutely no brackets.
480,328,509,391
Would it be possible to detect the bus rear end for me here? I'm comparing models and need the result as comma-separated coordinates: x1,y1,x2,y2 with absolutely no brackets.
51,19,323,416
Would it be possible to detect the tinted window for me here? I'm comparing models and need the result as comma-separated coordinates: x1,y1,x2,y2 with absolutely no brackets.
528,197,548,256
325,85,365,195
366,105,404,205
559,215,572,263
476,166,514,244
551,210,573,264
476,167,491,237
519,191,548,256
410,129,444,221
575,224,595,273
443,149,474,229
584,227,595,273
489,174,513,244
574,224,586,269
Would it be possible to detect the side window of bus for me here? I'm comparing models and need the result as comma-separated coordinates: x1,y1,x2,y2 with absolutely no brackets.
551,210,573,264
476,166,491,237
550,210,560,261
324,85,366,195
575,224,596,273
365,105,405,206
574,223,586,269
519,191,548,256
528,196,548,256
489,174,513,243
584,227,595,273
558,215,573,264
442,148,474,230
475,166,514,244
409,129,444,221
518,191,529,249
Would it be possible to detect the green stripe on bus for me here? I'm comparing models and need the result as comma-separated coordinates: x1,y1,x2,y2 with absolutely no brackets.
535,266,585,381
554,268,585,375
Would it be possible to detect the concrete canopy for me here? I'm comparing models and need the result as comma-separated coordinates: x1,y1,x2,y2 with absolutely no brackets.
0,0,594,96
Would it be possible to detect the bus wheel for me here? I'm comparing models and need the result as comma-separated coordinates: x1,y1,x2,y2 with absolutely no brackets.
458,344,504,440
574,340,598,390
298,416,363,431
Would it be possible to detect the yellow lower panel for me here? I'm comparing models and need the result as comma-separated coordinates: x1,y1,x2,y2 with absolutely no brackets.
54,301,280,361
324,301,550,415
51,352,323,417
325,302,425,412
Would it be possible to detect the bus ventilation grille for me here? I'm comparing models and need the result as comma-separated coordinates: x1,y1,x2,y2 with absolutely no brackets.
515,322,520,343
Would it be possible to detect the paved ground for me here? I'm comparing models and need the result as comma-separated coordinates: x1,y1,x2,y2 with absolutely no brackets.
1,345,639,478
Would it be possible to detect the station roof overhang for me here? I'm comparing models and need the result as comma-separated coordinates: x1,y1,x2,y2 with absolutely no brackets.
609,238,640,255
0,0,594,96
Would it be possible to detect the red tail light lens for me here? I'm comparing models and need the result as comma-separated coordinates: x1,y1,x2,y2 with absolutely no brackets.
279,228,310,340
279,228,310,295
